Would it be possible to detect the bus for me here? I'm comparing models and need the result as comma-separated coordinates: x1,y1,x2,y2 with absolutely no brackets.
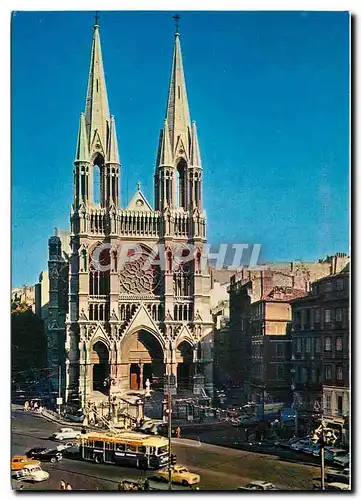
81,431,169,470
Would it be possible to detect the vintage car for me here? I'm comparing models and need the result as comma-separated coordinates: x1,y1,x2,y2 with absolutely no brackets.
52,427,82,441
11,455,40,471
155,464,200,486
238,481,277,491
26,447,62,463
15,464,49,483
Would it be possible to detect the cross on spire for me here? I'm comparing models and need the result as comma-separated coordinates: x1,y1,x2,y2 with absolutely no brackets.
137,181,141,191
173,13,180,35
94,11,100,27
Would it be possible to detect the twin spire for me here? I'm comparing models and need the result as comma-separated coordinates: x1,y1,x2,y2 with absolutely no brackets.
75,16,202,198
157,30,202,168
75,22,118,165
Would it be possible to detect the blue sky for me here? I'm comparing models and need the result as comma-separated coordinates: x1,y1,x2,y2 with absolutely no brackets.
12,11,349,287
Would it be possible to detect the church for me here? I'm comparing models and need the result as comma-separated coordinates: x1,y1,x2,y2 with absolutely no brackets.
45,16,214,410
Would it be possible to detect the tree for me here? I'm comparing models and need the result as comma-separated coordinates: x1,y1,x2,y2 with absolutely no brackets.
12,305,46,386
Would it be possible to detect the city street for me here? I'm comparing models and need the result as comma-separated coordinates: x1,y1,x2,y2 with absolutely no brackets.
11,409,320,491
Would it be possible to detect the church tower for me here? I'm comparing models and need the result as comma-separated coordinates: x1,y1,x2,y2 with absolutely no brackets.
65,16,213,410
154,24,203,213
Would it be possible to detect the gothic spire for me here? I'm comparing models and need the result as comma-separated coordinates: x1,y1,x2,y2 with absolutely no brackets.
190,120,202,167
157,118,173,167
106,115,120,164
75,113,89,162
165,27,192,158
84,21,110,155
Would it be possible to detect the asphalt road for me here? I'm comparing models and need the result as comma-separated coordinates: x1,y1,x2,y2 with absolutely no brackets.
11,410,320,491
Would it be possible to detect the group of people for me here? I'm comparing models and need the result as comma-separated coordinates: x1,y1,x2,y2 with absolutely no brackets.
118,479,150,491
59,480,73,490
23,400,43,414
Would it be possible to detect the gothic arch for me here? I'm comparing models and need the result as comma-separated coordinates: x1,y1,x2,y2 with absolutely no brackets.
176,158,187,208
88,242,110,295
91,340,109,393
176,338,194,390
120,327,165,390
92,153,104,205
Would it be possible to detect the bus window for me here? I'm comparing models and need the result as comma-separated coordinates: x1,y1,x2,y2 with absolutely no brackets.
139,446,146,454
126,444,137,453
86,440,94,447
157,446,168,455
115,443,125,451
105,441,114,450
149,447,156,455
94,441,103,449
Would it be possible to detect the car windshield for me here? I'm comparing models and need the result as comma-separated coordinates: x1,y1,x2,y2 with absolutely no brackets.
157,446,168,455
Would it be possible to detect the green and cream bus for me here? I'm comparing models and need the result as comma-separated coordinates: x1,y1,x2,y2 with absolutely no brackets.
81,431,169,469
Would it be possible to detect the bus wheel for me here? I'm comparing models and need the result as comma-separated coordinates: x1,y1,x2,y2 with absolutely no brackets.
182,480,189,486
94,455,103,464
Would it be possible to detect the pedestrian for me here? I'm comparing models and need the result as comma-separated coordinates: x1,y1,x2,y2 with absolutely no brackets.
24,401,29,412
143,478,150,491
59,479,66,490
66,483,72,490
176,426,181,438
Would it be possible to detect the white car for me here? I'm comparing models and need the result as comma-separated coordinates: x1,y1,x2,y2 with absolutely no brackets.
52,427,82,441
238,481,277,491
16,464,49,482
56,441,78,452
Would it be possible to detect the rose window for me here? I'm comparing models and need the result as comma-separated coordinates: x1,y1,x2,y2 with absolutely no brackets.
119,252,160,294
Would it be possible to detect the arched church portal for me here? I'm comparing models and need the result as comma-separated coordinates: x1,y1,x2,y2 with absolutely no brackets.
122,330,164,391
91,341,109,393
176,341,194,391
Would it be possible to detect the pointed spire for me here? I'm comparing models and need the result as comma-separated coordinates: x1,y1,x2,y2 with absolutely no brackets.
106,115,120,164
75,113,89,162
165,28,191,157
190,121,202,167
85,21,110,154
157,119,173,167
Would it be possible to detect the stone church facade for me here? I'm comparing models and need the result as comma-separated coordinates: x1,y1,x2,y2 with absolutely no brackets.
61,20,213,408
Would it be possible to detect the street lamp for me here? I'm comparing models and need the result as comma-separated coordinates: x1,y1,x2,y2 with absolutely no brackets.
312,422,337,490
290,368,298,437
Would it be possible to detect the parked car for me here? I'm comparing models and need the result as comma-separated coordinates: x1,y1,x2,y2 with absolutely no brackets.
155,464,200,486
334,453,349,468
290,439,312,452
11,455,40,471
26,447,62,463
15,464,49,483
233,415,258,427
302,442,320,456
324,448,349,464
238,481,277,491
52,427,82,441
